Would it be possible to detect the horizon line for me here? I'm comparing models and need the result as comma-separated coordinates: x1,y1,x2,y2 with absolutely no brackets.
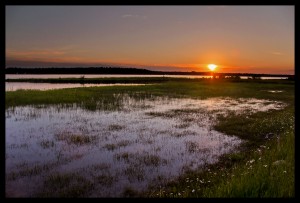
5,67,294,76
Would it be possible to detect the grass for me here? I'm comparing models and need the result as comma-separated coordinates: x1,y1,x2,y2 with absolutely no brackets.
7,162,55,181
103,143,117,151
140,105,294,197
108,124,125,131
38,172,94,197
114,152,131,162
5,79,294,110
40,140,55,149
96,174,116,186
104,140,132,151
124,164,145,182
214,107,294,148
205,130,294,197
5,78,294,197
54,132,96,145
5,76,171,84
140,154,163,167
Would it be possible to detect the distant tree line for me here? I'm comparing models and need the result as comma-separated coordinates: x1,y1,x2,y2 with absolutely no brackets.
5,67,294,80
5,67,212,76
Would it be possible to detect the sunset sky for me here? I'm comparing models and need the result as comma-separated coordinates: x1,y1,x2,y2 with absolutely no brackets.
6,6,294,74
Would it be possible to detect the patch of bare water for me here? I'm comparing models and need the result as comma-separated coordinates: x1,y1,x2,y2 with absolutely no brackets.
5,95,286,197
5,82,147,91
268,90,283,93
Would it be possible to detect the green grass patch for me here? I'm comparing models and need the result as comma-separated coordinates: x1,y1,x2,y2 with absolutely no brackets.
6,79,294,109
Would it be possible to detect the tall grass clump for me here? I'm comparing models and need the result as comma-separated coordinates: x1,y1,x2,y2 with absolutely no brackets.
202,129,294,197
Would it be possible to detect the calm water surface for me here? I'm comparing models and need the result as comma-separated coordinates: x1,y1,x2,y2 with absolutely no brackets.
5,82,147,91
5,95,286,197
5,74,213,79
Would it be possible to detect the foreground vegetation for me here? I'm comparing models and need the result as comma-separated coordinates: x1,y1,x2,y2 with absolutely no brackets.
5,78,294,109
5,78,294,197
140,105,294,197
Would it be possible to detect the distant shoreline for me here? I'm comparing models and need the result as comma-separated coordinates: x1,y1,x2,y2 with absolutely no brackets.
5,67,294,78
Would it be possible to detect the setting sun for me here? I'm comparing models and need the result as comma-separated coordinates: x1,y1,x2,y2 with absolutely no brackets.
208,64,217,71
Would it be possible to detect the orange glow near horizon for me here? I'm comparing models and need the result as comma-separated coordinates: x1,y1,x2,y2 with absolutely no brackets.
5,47,295,74
6,6,294,75
7,48,293,74
207,64,217,71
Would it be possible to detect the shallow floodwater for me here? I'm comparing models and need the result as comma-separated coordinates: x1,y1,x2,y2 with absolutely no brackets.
5,95,286,197
6,74,213,79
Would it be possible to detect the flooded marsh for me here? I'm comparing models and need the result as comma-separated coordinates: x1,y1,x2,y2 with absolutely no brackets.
5,93,287,197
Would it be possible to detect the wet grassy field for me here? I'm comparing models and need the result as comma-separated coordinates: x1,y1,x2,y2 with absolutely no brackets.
5,78,294,197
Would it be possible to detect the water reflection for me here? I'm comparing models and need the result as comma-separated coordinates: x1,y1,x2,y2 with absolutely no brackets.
6,74,288,80
6,82,147,91
6,74,213,79
5,95,286,197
